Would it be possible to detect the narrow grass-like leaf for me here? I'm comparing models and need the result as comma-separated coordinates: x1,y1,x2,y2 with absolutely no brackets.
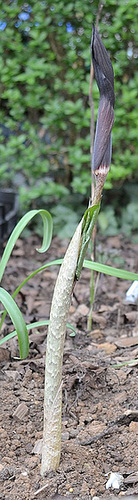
112,359,138,368
0,259,62,329
5,258,138,306
0,320,76,345
11,260,63,299
0,288,29,358
84,260,138,281
1,256,137,332
0,209,53,282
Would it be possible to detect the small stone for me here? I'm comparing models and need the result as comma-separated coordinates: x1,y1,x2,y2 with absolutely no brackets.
0,466,15,481
32,439,43,455
129,421,138,433
26,442,33,454
13,402,28,420
69,428,78,438
98,342,117,354
61,431,69,441
80,481,89,495
90,489,96,497
76,304,89,316
0,430,7,439
0,347,10,361
4,370,17,380
21,471,28,477
69,305,75,314
3,457,12,464
26,455,39,469
7,451,14,458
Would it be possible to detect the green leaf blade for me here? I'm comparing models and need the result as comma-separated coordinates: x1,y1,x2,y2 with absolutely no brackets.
0,259,62,330
36,210,53,253
0,288,29,358
84,260,138,281
0,209,53,282
0,319,76,345
12,259,63,298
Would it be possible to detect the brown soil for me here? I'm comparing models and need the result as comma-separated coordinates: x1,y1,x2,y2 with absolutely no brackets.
0,233,138,500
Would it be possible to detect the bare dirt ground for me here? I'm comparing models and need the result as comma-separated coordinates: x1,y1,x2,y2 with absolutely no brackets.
0,232,138,500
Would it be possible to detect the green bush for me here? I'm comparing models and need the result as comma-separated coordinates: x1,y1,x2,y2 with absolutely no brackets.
0,0,137,222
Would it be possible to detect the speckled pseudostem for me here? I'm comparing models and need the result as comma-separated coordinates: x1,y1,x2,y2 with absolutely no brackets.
41,220,82,474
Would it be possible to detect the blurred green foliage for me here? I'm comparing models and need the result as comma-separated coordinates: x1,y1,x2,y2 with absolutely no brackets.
0,0,137,234
98,182,138,239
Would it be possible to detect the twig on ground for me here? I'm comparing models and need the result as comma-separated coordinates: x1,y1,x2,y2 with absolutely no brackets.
33,482,50,496
80,410,138,445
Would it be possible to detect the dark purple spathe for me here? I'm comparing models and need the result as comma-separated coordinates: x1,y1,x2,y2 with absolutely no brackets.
91,26,115,173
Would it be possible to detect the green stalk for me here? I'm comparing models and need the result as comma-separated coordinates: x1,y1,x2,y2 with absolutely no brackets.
75,203,100,280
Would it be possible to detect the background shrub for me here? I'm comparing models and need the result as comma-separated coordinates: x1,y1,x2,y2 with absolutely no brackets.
0,0,137,236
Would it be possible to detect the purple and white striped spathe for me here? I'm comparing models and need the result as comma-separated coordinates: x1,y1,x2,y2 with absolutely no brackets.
91,26,115,174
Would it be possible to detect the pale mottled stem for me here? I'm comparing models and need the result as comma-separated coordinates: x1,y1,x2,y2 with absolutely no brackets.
41,219,83,474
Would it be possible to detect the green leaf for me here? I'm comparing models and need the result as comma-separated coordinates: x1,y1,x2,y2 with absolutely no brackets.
83,260,138,281
0,209,53,282
0,288,29,358
0,259,62,329
0,319,76,345
0,320,49,345
11,260,63,300
112,359,138,368
1,257,137,328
